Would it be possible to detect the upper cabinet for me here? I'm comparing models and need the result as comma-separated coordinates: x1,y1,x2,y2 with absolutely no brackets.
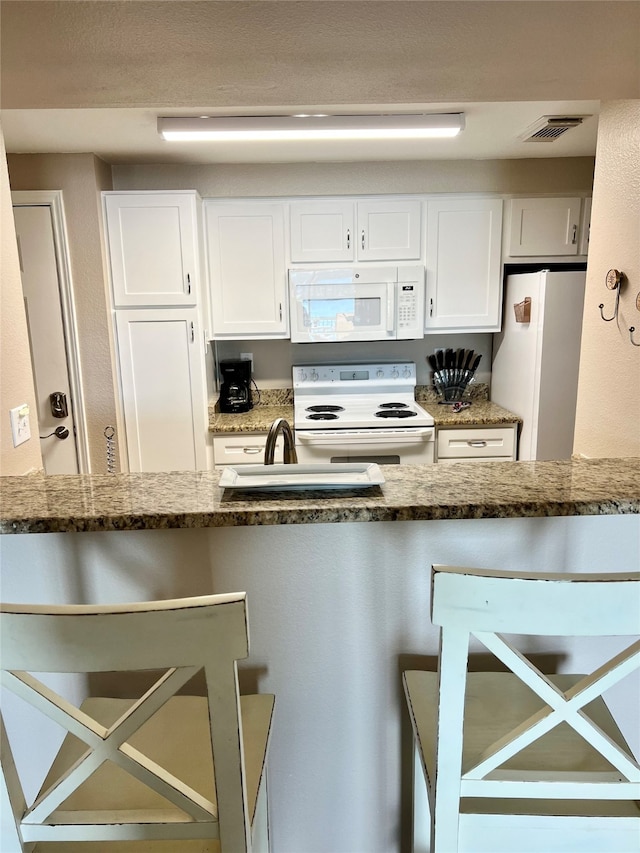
506,197,585,257
289,200,354,262
289,198,421,263
204,201,288,338
425,197,503,333
104,192,200,307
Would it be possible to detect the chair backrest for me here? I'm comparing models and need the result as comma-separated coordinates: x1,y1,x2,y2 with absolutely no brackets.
430,565,640,805
431,565,640,637
0,593,253,851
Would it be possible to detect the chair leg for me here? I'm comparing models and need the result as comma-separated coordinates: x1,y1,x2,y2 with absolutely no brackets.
1,717,33,853
251,772,270,853
411,741,432,853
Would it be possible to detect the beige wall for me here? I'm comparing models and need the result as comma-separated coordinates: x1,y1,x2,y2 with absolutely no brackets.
0,128,42,475
7,154,117,472
112,158,595,198
574,101,640,457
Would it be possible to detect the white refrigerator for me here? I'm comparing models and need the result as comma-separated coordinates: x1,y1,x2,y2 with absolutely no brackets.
491,270,586,461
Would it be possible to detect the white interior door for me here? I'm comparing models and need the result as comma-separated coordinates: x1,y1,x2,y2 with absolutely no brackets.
13,205,79,474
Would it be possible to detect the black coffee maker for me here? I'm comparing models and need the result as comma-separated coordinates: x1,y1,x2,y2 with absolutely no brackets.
219,359,253,414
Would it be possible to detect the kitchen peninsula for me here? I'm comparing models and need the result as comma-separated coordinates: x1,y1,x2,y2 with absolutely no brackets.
1,458,639,853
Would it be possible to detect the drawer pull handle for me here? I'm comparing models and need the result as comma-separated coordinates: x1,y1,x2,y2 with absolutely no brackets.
467,440,487,448
242,447,262,454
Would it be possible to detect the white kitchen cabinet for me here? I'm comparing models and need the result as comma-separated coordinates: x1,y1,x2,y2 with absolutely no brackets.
289,198,421,262
115,308,209,472
435,425,518,462
212,433,284,466
579,197,592,256
357,199,421,260
289,200,354,262
205,201,288,338
506,197,583,257
104,192,200,307
425,197,503,333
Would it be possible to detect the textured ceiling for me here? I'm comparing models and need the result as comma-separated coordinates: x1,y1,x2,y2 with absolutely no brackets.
1,1,638,163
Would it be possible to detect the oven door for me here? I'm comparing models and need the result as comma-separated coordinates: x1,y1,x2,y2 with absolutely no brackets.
289,270,395,343
295,428,435,465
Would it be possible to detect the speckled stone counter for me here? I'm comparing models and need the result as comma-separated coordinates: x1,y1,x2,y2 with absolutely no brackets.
208,384,521,432
2,457,637,534
210,404,294,433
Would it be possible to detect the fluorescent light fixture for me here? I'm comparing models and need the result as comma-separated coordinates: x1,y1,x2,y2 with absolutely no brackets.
157,113,465,142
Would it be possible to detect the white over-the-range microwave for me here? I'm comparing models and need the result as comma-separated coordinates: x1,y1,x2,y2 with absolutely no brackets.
288,265,425,343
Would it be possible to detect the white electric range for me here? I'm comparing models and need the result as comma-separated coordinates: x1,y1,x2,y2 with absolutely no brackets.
293,362,435,465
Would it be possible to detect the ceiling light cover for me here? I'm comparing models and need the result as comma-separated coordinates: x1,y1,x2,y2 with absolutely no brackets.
158,113,465,142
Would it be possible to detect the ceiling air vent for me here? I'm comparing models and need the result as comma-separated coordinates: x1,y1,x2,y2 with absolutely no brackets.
519,116,587,142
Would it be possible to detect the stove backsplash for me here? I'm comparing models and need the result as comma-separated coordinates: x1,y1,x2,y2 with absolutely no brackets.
214,334,493,391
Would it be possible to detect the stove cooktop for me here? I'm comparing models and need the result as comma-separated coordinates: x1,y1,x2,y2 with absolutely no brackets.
293,362,434,431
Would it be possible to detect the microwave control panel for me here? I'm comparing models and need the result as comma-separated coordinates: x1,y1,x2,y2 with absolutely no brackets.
396,282,423,339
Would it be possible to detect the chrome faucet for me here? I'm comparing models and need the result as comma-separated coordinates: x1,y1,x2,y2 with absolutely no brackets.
264,418,298,465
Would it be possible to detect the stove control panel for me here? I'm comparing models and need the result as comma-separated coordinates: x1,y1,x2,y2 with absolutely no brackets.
293,362,417,387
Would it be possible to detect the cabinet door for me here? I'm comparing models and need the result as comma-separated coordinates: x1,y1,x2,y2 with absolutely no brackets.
290,201,354,262
206,202,288,337
507,197,582,256
105,193,199,306
579,197,592,256
425,198,503,332
115,309,208,472
357,199,421,260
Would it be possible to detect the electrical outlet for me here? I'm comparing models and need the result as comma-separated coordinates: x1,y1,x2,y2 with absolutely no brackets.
10,404,31,447
240,352,253,372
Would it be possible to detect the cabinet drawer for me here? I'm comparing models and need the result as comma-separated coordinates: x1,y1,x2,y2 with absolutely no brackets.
436,426,516,460
213,434,283,466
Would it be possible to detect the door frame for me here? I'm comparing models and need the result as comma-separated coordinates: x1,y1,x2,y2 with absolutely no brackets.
12,190,90,473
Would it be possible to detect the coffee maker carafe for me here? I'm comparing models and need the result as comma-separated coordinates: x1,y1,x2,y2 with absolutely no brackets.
219,359,253,414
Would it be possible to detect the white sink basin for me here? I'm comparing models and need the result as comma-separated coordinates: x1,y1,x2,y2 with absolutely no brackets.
218,462,385,491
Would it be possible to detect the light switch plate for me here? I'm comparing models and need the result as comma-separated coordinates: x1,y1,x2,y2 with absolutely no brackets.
10,404,31,447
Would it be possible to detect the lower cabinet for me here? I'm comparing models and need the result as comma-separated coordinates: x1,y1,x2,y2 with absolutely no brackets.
435,425,518,463
115,308,209,472
213,433,283,467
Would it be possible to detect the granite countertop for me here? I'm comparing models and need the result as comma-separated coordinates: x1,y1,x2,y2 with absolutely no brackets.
2,458,637,534
209,385,521,433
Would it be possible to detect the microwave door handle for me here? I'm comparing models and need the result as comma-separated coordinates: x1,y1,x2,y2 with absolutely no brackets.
387,283,396,332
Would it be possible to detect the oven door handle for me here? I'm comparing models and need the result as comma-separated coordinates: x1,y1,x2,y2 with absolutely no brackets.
297,429,434,444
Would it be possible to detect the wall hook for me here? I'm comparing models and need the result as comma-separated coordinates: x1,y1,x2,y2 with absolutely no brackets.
630,327,640,347
599,268,624,322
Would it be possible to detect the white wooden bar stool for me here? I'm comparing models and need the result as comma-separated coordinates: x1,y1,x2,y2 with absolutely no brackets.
1,593,274,852
403,565,640,853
